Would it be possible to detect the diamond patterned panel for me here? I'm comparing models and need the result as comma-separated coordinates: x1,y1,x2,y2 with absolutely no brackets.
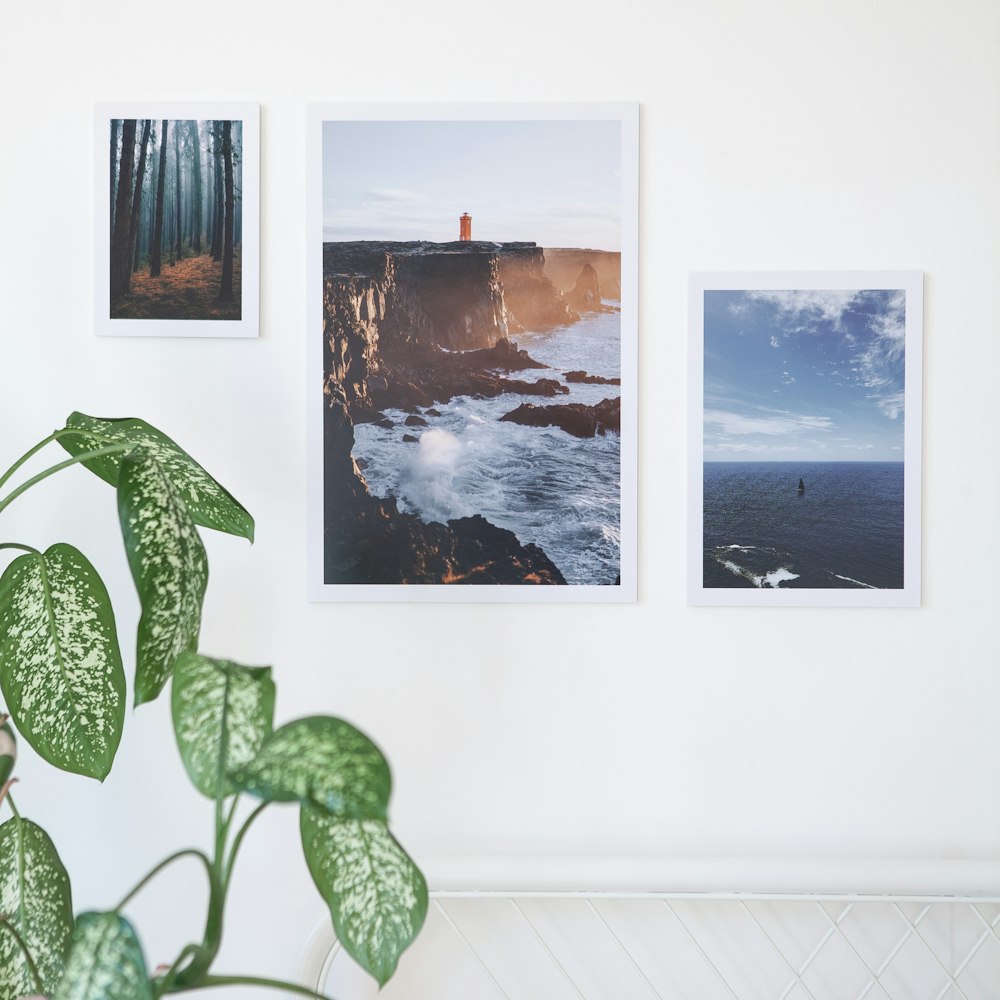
320,895,1000,1000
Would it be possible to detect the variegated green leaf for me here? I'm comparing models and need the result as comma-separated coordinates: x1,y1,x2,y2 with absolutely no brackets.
171,652,275,799
60,412,254,542
231,717,390,819
300,808,426,987
118,449,208,706
0,545,124,780
0,817,73,998
52,912,151,1000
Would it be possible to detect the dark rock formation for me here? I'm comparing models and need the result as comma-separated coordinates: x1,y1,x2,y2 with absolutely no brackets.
425,408,442,418
499,397,621,439
322,241,580,586
324,383,565,584
323,240,578,352
565,370,621,386
544,248,622,301
564,263,611,314
402,434,419,443
363,338,561,413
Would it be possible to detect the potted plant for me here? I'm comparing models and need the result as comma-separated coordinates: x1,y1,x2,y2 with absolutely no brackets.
0,413,425,999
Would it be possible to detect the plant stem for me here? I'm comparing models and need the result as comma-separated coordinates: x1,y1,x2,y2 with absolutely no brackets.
0,543,40,556
0,432,58,492
223,801,268,891
0,444,130,515
115,849,214,912
0,779,18,814
182,974,340,1000
5,789,21,819
171,805,227,989
152,943,203,999
0,918,45,993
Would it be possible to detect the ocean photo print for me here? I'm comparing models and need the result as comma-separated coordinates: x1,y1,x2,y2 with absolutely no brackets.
689,273,922,607
309,105,638,601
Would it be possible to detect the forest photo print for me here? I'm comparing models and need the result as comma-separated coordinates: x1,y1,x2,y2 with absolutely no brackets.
95,104,259,337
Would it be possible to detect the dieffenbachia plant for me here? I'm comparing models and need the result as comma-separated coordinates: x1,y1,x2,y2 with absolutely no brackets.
0,414,426,998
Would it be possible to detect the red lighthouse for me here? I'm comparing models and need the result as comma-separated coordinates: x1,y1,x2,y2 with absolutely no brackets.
459,213,472,241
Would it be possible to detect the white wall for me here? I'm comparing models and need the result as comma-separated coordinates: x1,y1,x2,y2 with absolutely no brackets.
1,0,998,987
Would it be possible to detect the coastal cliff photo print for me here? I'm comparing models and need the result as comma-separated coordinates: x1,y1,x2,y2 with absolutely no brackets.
688,273,922,607
94,103,259,337
308,104,638,601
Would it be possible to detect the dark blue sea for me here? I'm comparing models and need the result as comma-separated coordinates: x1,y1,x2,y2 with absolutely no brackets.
703,462,904,589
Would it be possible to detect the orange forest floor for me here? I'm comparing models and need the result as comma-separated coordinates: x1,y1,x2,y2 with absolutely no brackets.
111,249,242,320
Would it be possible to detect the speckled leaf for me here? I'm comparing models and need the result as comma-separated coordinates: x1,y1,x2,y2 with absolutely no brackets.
172,653,274,799
118,449,208,706
231,716,390,819
52,912,151,1000
0,545,124,780
60,412,254,542
300,808,426,987
0,817,73,998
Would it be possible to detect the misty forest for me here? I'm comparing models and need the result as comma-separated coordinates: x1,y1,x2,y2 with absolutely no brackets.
109,119,243,320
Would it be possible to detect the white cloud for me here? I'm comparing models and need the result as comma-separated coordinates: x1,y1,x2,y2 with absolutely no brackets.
747,289,860,329
367,188,430,204
704,441,801,455
769,336,780,348
875,391,904,419
704,408,834,436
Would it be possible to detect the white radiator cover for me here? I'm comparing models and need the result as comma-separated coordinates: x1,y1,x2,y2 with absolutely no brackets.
301,859,1000,1000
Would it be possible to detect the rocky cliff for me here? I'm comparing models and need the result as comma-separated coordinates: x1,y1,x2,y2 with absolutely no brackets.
322,240,575,586
323,384,566,585
543,248,622,302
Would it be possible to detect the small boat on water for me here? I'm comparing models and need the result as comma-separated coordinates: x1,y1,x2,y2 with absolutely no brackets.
797,478,805,493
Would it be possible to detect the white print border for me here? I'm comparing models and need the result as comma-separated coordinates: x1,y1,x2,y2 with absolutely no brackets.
307,102,638,603
94,102,259,338
688,271,922,607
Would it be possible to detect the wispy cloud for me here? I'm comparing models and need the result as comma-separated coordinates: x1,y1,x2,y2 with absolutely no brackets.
747,289,860,330
769,336,779,348
874,391,904,419
704,441,802,455
705,408,834,436
367,188,430,204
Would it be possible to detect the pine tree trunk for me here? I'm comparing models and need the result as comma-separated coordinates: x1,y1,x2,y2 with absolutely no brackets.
189,120,203,254
150,120,168,277
211,122,224,262
174,123,183,263
127,119,151,276
219,120,235,301
110,119,120,239
109,119,136,302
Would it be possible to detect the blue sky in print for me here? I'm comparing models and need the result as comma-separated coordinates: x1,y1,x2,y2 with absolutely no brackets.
704,289,906,461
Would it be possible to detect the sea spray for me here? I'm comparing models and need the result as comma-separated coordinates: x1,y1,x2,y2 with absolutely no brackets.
355,310,622,585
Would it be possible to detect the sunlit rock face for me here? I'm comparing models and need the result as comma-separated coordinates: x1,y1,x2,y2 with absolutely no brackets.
543,248,622,301
496,247,579,332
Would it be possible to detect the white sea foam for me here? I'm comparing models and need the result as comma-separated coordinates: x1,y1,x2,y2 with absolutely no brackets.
718,557,798,588
353,310,622,584
833,573,877,589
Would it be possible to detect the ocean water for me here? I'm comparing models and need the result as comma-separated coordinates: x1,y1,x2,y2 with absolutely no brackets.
353,309,622,584
703,462,904,589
